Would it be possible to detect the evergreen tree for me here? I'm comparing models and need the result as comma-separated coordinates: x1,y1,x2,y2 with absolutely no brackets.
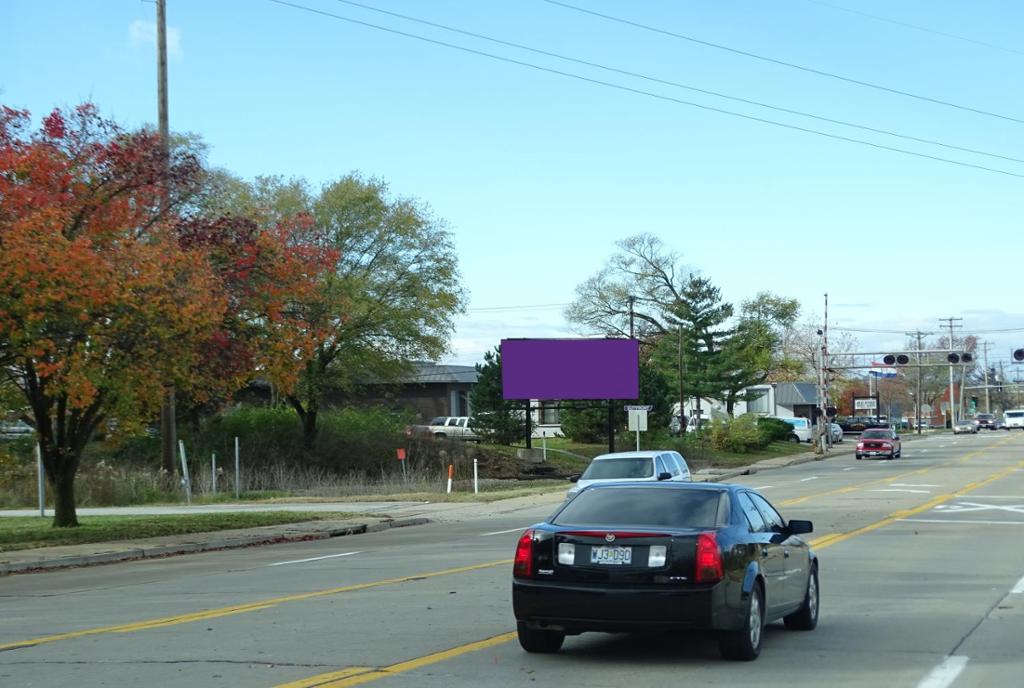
469,348,524,445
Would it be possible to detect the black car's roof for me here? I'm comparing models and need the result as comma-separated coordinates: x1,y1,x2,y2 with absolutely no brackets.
579,481,731,493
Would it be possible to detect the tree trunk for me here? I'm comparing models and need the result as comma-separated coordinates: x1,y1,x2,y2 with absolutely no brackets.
301,408,318,449
50,459,80,528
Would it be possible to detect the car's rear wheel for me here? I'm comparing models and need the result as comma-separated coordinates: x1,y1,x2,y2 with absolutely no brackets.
517,622,565,653
433,432,446,439
719,583,764,661
784,566,819,631
788,434,800,444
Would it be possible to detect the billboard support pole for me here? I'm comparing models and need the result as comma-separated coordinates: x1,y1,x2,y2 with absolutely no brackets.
524,401,532,449
607,400,615,454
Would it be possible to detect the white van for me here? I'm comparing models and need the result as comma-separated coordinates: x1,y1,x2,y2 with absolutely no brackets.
1004,409,1024,430
768,416,813,443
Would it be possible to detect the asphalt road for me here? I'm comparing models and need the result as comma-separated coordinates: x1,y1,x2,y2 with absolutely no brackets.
2,431,1023,688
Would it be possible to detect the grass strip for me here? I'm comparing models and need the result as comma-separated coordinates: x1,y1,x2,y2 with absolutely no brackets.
0,511,359,552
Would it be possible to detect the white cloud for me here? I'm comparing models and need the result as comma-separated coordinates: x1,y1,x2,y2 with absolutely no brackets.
129,19,182,59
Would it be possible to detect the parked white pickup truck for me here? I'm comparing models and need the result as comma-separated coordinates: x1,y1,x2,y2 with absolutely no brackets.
407,416,481,441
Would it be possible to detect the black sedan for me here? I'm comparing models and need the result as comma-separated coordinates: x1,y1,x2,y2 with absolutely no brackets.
512,482,818,660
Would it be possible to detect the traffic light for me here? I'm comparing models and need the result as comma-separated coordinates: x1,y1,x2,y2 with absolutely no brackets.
882,354,910,365
1014,348,1024,362
970,396,978,413
947,352,974,364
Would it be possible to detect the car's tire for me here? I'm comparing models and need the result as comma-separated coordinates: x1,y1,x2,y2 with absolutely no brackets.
855,454,862,460
788,434,800,444
784,565,819,631
433,432,446,439
517,622,565,653
895,449,902,458
719,583,765,661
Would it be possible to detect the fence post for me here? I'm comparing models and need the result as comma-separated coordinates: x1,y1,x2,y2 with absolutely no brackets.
473,458,479,495
178,440,192,505
35,443,45,518
446,464,454,494
211,452,217,496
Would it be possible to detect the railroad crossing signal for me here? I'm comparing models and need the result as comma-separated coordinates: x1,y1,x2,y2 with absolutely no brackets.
947,352,974,364
882,354,910,365
1014,348,1024,363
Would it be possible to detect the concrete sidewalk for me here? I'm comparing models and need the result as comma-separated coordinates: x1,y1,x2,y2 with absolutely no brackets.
0,438,885,576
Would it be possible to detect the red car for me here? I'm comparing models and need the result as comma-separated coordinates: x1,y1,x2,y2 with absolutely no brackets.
855,428,901,460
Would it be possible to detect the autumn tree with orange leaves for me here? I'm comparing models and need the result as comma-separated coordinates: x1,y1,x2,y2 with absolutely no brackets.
0,104,337,527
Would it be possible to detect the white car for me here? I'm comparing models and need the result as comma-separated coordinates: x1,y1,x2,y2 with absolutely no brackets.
766,416,813,443
0,420,33,438
567,450,691,497
830,422,843,444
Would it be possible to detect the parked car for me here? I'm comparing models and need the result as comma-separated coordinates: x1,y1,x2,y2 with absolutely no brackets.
829,423,843,444
973,413,996,430
1005,409,1024,430
0,420,33,438
953,420,977,435
567,450,691,497
995,420,1007,430
855,428,901,460
512,481,819,660
405,416,480,441
766,416,812,443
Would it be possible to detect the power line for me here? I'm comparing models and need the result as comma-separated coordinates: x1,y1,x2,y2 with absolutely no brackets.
325,0,1024,165
544,0,1024,126
267,0,1024,180
803,0,1024,57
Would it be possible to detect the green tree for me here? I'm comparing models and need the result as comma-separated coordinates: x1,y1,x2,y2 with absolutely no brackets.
469,348,524,445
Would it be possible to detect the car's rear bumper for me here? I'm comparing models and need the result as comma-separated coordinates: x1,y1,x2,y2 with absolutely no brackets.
512,579,743,634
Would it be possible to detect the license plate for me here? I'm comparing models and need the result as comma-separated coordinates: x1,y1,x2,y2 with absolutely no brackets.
590,546,632,565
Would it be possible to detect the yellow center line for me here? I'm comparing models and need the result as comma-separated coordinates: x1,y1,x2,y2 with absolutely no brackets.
272,633,518,688
779,433,1018,507
0,559,512,652
809,459,1024,550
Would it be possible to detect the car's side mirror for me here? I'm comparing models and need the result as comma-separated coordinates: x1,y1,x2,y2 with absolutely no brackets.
787,519,814,535
567,474,581,483
657,472,672,481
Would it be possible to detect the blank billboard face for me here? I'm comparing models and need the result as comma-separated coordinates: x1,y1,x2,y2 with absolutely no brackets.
501,338,639,400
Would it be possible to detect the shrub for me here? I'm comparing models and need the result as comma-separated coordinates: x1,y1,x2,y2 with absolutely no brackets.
757,417,794,443
705,415,771,454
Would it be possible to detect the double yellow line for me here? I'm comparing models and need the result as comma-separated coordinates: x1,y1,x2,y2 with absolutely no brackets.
0,560,511,652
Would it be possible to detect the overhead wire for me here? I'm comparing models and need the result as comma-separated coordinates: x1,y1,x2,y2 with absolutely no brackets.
267,0,1024,179
802,0,1024,57
323,0,1024,165
544,0,1024,126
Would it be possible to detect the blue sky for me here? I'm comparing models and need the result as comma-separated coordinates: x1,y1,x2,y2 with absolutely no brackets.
3,0,1022,374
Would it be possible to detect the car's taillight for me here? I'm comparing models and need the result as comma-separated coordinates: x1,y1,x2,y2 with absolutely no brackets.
514,529,535,578
695,532,723,583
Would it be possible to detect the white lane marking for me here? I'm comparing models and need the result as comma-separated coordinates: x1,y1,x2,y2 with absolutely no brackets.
871,488,931,494
962,495,1024,499
842,467,857,471
940,502,1024,514
479,527,530,536
917,655,968,688
1011,575,1024,594
902,518,1024,526
754,485,774,490
800,476,818,482
267,551,361,567
891,483,941,487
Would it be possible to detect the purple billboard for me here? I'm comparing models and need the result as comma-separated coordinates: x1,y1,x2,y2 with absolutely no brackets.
501,338,639,400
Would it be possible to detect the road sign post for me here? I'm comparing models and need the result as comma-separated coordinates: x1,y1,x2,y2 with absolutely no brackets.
626,405,651,451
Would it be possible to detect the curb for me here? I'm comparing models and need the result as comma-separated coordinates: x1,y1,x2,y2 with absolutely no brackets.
0,517,432,576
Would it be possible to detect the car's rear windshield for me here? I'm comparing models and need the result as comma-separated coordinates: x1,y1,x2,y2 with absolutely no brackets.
553,488,723,529
977,414,994,420
581,457,653,480
862,430,891,439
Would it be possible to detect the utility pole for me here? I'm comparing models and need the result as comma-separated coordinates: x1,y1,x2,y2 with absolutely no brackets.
156,0,176,474
907,330,930,435
981,341,991,413
939,317,962,428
